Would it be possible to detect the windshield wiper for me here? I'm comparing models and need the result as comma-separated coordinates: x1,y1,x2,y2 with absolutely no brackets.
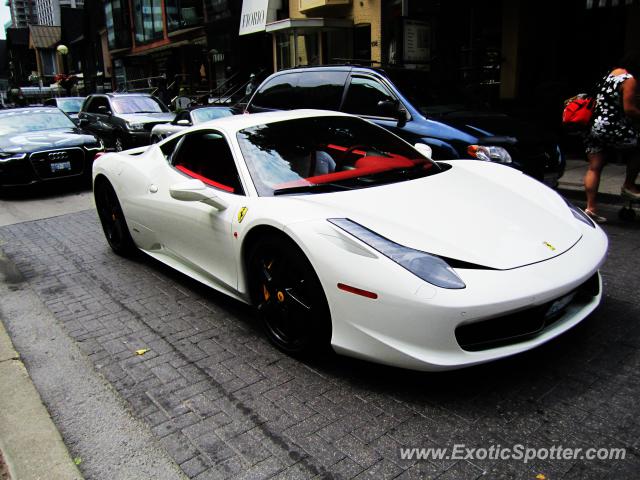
273,183,353,196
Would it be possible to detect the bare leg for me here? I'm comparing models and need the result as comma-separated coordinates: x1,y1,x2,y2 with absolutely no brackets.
622,149,640,193
584,151,605,213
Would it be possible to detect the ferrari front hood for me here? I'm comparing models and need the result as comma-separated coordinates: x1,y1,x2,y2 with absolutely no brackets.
294,161,582,270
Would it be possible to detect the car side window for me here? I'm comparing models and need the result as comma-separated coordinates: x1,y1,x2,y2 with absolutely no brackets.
342,76,398,117
160,136,182,160
87,97,109,114
250,73,298,110
171,130,244,195
296,72,349,110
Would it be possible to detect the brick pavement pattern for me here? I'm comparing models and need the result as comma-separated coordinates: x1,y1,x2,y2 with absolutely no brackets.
0,209,639,479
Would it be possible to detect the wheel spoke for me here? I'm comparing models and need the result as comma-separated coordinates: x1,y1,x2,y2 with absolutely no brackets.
284,288,311,311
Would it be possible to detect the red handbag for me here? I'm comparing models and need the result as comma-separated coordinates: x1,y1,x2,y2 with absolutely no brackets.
562,94,595,128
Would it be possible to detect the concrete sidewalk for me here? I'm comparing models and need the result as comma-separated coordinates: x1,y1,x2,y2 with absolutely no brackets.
0,322,83,480
558,157,628,205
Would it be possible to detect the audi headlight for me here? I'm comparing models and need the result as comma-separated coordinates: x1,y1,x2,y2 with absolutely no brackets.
328,218,466,289
467,145,512,164
0,152,27,163
564,199,595,228
127,122,145,131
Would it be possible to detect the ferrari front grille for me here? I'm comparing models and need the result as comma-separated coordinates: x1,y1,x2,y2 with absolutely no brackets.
455,273,600,352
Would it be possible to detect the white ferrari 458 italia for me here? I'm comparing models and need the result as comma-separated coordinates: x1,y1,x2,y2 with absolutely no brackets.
92,110,608,371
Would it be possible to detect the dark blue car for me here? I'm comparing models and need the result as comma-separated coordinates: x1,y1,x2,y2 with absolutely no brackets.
245,66,564,187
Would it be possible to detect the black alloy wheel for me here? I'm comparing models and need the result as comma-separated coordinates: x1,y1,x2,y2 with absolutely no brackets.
248,235,331,356
94,180,137,256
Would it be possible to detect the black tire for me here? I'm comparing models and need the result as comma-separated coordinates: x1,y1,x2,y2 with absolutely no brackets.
94,179,137,256
618,207,636,221
248,234,331,356
151,135,161,144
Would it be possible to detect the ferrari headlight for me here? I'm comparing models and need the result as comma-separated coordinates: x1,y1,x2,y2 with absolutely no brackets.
467,145,512,164
564,199,595,228
126,122,145,131
328,218,466,289
0,152,27,163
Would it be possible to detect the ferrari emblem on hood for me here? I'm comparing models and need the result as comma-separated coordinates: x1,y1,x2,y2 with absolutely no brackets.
543,241,556,251
237,207,248,223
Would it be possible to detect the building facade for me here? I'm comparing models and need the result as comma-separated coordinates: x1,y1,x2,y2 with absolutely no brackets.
35,0,84,26
8,0,38,27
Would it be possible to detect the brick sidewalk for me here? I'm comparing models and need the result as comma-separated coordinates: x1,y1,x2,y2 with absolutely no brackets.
0,209,638,479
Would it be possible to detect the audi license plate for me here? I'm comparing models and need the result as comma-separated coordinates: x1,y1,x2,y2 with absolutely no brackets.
50,161,71,172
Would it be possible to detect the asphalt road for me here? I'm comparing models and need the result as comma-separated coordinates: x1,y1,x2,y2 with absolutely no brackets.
0,194,638,479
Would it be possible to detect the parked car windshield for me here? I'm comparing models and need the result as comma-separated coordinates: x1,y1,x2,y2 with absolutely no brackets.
192,107,233,123
237,115,442,196
0,109,75,136
111,96,168,114
57,98,84,114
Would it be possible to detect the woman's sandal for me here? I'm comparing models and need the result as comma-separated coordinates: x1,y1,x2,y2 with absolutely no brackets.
584,209,607,224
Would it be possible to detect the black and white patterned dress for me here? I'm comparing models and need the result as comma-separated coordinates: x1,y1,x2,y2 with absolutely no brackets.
584,72,638,154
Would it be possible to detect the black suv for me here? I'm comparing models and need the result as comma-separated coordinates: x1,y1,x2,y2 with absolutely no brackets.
245,66,564,186
78,93,174,151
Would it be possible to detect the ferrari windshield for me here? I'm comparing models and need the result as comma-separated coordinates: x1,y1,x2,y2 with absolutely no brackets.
237,116,441,196
0,108,75,136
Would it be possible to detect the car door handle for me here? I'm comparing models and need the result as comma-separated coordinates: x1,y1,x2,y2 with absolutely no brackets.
149,184,158,193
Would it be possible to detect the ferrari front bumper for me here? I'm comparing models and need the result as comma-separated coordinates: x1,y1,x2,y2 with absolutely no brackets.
287,220,608,371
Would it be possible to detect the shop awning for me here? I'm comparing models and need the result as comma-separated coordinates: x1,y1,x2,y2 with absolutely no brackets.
28,25,61,49
586,0,639,7
265,17,353,33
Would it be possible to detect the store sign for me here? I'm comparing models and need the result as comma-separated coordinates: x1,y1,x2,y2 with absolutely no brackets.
239,0,269,35
403,19,430,64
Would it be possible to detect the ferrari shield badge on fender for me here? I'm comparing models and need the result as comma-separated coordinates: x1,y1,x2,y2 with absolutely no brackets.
237,207,248,223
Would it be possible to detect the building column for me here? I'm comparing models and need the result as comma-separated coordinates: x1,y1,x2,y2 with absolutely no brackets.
499,0,521,100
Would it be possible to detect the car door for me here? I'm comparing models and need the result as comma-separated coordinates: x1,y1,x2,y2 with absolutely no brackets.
80,96,114,141
143,129,245,291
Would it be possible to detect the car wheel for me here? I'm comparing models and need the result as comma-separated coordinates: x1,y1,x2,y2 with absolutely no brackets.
248,234,331,356
114,136,125,152
94,179,137,256
151,135,161,144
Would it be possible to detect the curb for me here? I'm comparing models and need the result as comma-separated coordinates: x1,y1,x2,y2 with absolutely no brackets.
557,186,622,207
0,311,83,480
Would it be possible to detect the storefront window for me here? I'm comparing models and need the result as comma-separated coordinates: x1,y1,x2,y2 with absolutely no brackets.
133,0,164,45
276,32,292,70
166,0,204,32
104,0,131,50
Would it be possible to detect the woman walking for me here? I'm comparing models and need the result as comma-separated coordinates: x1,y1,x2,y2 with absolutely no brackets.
583,51,640,223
